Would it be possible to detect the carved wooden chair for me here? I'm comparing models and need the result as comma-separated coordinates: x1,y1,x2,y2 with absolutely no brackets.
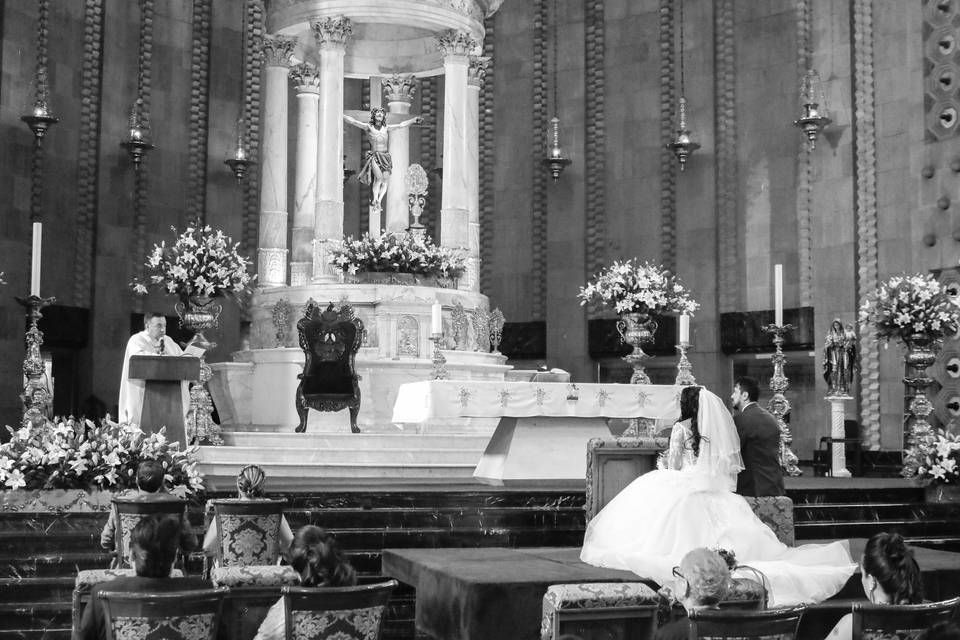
851,597,960,640
296,301,364,434
688,606,806,640
282,579,397,640
99,588,226,640
540,582,660,640
111,498,193,569
71,568,185,637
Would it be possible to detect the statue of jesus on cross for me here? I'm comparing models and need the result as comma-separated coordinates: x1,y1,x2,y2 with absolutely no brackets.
343,107,422,217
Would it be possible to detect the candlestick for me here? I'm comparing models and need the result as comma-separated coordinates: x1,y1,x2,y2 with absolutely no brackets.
679,314,690,344
675,342,697,386
30,222,42,296
774,264,783,326
429,332,448,380
17,294,56,427
763,322,801,476
431,300,442,335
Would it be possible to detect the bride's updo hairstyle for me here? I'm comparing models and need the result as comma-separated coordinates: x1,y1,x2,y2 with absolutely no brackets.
862,532,923,604
678,386,703,457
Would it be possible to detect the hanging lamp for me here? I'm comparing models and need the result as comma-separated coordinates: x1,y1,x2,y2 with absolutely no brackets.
793,69,831,148
666,0,699,170
541,0,571,182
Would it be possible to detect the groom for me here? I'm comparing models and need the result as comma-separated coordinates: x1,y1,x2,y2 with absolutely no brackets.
730,376,785,497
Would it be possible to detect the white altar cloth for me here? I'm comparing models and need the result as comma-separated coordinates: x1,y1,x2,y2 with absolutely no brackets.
392,381,684,486
391,381,683,424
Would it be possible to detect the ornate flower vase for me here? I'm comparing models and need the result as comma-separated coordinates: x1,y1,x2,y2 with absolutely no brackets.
175,295,224,445
616,312,658,385
901,333,939,470
924,483,960,504
616,311,658,437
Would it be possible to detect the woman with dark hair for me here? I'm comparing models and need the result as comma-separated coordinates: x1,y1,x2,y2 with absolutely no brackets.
582,386,856,606
254,526,358,640
202,465,293,564
825,532,924,640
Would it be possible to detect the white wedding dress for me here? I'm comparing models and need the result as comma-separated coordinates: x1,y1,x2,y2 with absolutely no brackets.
580,388,857,607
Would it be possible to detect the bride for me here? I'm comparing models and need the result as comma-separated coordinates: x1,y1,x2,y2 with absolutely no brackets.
580,385,857,607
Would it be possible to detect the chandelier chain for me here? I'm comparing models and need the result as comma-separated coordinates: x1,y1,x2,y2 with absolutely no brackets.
551,0,559,117
678,0,685,95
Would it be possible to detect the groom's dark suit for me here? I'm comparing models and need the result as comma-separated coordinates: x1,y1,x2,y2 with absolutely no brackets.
734,403,785,497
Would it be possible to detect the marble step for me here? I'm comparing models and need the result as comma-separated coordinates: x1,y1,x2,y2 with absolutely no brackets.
216,431,492,449
0,577,75,603
199,445,483,465
0,601,70,634
0,551,113,578
794,517,960,540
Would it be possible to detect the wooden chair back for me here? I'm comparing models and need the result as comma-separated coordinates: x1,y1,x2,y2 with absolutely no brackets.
209,499,286,567
99,587,226,640
688,606,805,640
112,498,188,568
851,597,960,640
282,579,397,640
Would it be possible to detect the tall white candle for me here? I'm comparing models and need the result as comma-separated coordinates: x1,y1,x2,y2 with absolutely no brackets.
774,263,783,326
679,314,690,343
30,222,42,296
431,300,442,335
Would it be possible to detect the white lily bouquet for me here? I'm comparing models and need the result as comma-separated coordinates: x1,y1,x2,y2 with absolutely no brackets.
858,273,959,343
578,259,699,315
132,224,254,301
329,231,467,279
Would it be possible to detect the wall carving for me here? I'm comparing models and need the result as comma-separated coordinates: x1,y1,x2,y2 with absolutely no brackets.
479,16,495,294
923,0,960,141
851,0,881,449
531,0,548,320
187,0,211,225
659,0,677,274
242,0,264,260
714,0,740,314
397,315,420,357
359,78,371,235
796,0,814,307
584,0,606,317
73,0,104,307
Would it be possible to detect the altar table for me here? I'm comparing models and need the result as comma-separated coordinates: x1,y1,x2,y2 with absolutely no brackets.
392,381,682,486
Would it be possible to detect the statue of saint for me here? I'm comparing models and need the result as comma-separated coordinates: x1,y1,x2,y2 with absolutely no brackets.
343,107,422,214
823,319,858,396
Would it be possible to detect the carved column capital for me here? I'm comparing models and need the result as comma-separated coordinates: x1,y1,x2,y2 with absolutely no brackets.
311,16,353,51
437,30,478,62
261,35,297,67
290,63,321,93
383,74,417,105
468,56,490,87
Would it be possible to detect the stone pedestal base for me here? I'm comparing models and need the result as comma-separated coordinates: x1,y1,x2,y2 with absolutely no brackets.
827,395,852,478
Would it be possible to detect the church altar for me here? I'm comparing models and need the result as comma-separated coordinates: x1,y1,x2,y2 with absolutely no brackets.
392,381,682,485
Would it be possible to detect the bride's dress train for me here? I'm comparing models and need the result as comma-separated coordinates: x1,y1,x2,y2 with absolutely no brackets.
580,389,856,607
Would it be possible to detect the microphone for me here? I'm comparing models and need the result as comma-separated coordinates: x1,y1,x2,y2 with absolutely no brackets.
158,339,165,355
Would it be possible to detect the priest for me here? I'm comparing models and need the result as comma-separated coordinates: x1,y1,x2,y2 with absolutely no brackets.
117,313,190,425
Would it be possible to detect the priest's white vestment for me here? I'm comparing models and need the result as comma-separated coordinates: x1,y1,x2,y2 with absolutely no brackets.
117,331,190,426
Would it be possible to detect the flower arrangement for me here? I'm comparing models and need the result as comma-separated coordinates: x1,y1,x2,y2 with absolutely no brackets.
858,273,959,343
0,418,205,496
904,428,960,484
132,225,254,301
578,259,699,315
328,232,467,279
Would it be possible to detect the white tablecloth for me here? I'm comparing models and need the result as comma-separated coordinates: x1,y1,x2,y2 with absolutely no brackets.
391,380,684,423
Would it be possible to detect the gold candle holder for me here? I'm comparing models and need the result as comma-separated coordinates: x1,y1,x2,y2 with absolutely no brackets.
674,342,697,386
430,333,448,380
763,323,802,477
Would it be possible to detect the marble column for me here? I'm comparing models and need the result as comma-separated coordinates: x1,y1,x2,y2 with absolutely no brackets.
465,56,489,292
257,36,296,287
289,63,320,286
382,74,417,233
437,30,476,257
310,17,352,283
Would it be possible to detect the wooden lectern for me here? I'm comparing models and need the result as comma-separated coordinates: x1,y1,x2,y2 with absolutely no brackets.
128,355,200,447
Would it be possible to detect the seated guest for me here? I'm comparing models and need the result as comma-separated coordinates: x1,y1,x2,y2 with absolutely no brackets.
825,532,924,640
78,514,208,640
202,464,294,564
655,547,730,640
253,526,357,640
101,460,197,566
